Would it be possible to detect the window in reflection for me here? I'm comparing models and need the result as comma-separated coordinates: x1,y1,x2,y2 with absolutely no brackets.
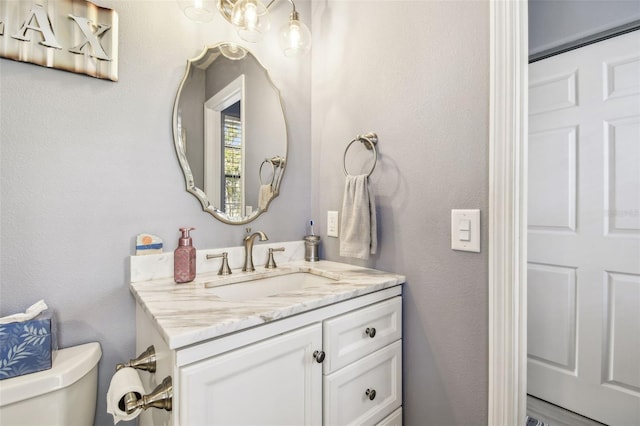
222,102,243,217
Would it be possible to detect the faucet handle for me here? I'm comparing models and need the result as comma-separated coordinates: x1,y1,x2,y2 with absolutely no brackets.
206,252,232,275
265,247,285,269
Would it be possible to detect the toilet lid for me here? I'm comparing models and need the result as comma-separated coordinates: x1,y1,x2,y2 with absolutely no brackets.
0,342,101,407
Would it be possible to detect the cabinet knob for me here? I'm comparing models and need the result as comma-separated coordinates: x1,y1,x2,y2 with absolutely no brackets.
365,327,376,338
313,350,325,363
365,388,376,400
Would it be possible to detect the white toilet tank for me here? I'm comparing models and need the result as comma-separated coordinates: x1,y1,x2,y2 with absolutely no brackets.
0,342,102,426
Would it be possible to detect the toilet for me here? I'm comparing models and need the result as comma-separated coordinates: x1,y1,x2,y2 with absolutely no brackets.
0,342,102,426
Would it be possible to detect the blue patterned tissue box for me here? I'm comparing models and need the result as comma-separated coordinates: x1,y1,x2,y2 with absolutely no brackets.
0,311,56,380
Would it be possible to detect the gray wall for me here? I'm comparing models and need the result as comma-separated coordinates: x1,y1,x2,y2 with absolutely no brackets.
311,1,489,425
529,0,640,54
0,1,310,425
181,67,206,188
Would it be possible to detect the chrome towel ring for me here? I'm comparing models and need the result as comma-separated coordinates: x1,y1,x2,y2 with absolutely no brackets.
259,156,284,185
343,132,378,177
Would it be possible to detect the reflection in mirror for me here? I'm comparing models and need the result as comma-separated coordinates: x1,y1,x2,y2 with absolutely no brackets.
203,75,245,216
221,100,242,217
173,43,287,224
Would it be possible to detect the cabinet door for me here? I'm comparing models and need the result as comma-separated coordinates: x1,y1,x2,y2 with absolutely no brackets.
180,323,323,426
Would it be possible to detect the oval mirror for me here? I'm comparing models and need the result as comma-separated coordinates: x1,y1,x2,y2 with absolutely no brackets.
173,43,287,224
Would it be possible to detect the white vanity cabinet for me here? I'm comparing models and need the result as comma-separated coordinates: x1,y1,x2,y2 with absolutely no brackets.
133,277,403,426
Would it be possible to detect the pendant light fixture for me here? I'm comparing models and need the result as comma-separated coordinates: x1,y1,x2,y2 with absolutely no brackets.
278,5,311,57
219,42,248,60
229,0,270,43
212,0,311,56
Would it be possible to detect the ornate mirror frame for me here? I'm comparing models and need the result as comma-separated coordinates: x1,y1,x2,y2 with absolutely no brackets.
172,43,288,225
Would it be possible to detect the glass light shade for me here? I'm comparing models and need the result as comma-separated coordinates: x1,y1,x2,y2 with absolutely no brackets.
178,0,216,22
219,43,248,60
231,0,270,43
278,16,311,57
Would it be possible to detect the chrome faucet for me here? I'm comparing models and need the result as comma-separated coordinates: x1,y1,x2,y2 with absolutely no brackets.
242,229,268,272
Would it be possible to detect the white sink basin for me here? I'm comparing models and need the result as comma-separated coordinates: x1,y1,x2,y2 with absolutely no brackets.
207,272,338,302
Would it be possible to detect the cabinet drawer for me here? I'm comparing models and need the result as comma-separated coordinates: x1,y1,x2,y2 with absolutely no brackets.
376,407,402,426
323,297,402,374
324,340,402,426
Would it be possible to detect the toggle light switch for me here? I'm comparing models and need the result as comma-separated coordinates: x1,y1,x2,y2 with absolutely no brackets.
451,209,480,252
458,219,471,241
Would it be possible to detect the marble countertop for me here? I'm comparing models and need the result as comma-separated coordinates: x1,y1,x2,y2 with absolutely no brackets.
130,260,405,349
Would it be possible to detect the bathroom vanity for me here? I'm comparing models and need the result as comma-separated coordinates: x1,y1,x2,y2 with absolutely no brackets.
129,241,404,425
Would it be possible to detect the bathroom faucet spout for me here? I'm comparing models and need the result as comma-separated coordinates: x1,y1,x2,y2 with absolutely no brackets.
242,231,268,272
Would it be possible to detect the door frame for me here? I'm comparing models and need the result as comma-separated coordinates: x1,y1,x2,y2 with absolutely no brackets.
488,1,528,424
204,75,246,211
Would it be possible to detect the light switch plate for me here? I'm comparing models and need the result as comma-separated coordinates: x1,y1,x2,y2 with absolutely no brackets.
451,209,480,252
327,211,339,237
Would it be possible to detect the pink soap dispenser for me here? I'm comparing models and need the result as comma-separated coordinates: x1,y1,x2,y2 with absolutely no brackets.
174,227,196,284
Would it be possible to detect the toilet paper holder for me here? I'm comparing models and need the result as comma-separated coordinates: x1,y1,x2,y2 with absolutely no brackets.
122,376,173,414
116,345,156,373
115,346,172,413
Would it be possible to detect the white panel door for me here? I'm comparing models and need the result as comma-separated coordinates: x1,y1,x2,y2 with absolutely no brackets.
528,30,640,426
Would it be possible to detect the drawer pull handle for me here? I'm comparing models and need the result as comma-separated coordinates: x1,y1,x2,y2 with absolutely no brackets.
365,388,376,400
365,327,377,338
313,350,325,363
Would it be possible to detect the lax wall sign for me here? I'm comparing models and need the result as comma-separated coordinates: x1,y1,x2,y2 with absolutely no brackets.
0,0,118,81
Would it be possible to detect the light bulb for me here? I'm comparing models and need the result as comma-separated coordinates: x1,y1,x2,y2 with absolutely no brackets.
231,0,270,43
289,23,301,45
279,13,311,57
245,3,258,27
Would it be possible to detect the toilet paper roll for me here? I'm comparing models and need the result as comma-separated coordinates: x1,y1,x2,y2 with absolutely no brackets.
107,367,145,424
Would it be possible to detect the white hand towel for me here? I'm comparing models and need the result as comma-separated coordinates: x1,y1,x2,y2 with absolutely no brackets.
258,184,273,210
339,174,377,260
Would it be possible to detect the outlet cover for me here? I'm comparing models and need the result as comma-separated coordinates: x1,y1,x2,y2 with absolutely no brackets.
327,211,339,237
